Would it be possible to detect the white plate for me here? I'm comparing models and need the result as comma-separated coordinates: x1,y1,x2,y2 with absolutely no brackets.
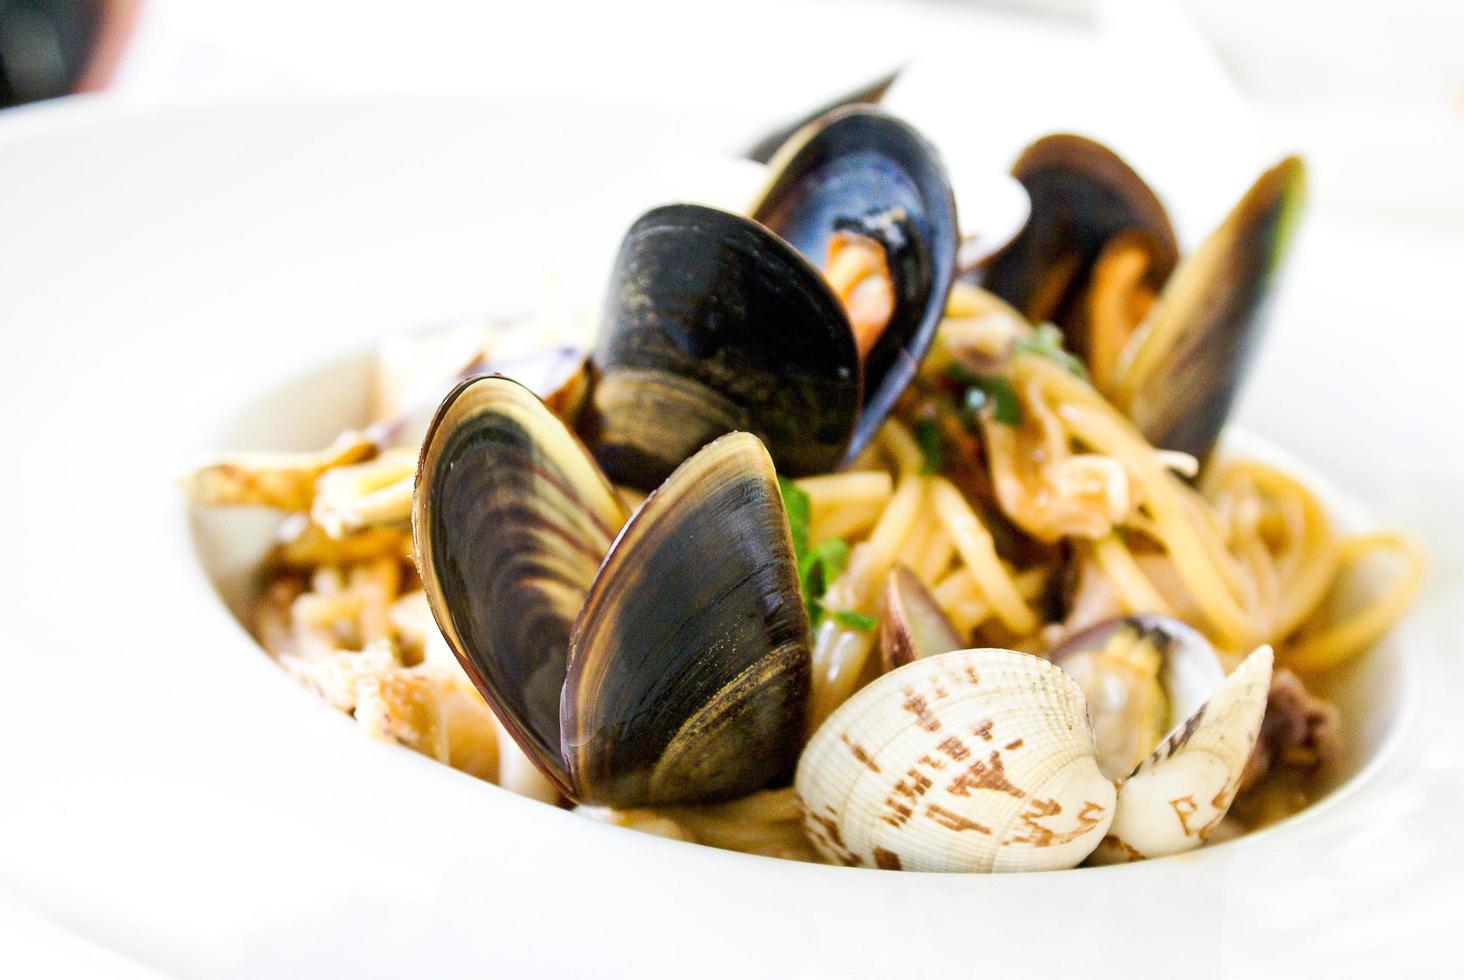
0,94,1457,977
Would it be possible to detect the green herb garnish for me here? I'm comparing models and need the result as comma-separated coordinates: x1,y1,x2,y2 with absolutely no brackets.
798,538,850,626
1013,322,1087,377
779,476,881,631
778,476,811,556
951,368,1023,426
915,419,943,475
779,476,861,629
830,610,878,632
941,324,1082,430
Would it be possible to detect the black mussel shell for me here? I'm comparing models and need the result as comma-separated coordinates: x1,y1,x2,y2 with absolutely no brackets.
744,69,900,164
585,204,860,491
412,375,627,794
1111,157,1307,464
983,134,1178,363
562,432,811,807
751,106,959,462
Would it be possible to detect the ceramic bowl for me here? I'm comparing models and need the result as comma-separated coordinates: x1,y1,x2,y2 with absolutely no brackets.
0,94,1448,979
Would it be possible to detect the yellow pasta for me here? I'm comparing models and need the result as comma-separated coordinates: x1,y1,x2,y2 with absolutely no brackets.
930,477,1039,635
797,471,894,510
801,471,894,545
1088,534,1174,617
878,417,924,476
1283,533,1427,673
912,525,956,587
217,273,1426,865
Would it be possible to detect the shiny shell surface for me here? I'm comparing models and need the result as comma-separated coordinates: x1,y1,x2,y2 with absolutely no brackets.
587,204,860,490
983,133,1177,358
751,106,959,462
563,432,811,807
796,648,1116,872
1049,615,1225,780
1112,157,1306,463
412,375,627,794
1092,645,1274,863
879,565,963,671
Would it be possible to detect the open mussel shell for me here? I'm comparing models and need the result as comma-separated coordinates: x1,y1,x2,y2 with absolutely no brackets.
1111,157,1307,463
1090,646,1273,864
880,565,963,672
563,432,811,807
412,375,628,795
796,649,1116,872
1049,615,1225,781
1072,229,1174,393
751,106,959,462
586,204,860,491
487,345,595,426
983,134,1178,363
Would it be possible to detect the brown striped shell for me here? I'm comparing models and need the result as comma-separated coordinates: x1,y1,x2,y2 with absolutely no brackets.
795,649,1116,872
798,645,1274,872
879,565,962,672
413,374,627,796
413,375,810,808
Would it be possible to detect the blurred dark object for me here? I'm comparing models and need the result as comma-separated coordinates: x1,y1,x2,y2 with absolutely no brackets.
744,68,900,163
0,0,137,108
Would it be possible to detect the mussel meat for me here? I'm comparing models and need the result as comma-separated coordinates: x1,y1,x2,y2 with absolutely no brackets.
1048,615,1224,781
752,106,960,461
985,135,1306,465
1108,156,1306,462
584,107,958,491
983,133,1178,367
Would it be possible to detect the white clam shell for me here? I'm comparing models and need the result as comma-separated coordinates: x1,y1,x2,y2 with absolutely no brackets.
795,649,1117,872
1090,645,1274,864
1051,615,1226,781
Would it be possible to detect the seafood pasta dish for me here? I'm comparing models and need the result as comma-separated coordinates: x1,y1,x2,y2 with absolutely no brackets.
182,108,1424,872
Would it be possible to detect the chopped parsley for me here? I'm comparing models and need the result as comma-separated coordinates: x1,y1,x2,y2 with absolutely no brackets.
942,323,1083,429
915,419,944,475
778,475,811,556
950,365,1024,426
778,476,877,632
830,610,878,632
1014,322,1087,377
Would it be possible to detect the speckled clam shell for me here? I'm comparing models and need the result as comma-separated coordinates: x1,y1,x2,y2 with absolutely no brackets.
1090,645,1274,864
795,649,1116,872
